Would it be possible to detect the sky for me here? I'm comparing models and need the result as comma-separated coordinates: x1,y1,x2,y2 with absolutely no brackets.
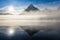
0,0,60,10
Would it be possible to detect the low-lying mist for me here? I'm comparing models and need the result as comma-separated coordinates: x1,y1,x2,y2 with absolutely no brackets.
0,9,60,31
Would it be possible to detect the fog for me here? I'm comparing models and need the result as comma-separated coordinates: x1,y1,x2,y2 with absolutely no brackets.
0,9,60,31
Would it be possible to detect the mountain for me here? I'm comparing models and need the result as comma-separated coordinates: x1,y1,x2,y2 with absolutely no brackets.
25,4,39,12
57,7,60,10
0,13,12,15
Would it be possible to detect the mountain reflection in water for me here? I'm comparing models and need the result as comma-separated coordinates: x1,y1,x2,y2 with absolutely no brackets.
0,15,60,40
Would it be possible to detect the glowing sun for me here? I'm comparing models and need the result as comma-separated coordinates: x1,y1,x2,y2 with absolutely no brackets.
7,5,19,15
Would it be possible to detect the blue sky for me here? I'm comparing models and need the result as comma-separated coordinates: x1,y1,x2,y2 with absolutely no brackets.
0,0,60,9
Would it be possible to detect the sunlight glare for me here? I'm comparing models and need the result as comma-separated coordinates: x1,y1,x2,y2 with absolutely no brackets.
7,28,15,36
7,5,18,15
